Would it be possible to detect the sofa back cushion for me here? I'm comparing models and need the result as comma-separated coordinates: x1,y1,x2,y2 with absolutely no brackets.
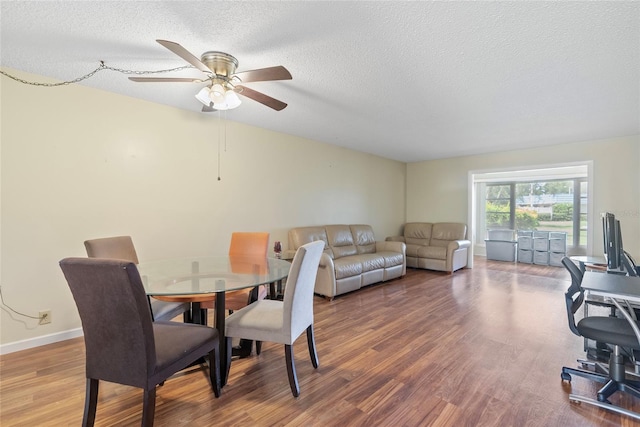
404,223,433,246
288,226,331,256
350,224,377,254
325,225,357,259
430,223,468,248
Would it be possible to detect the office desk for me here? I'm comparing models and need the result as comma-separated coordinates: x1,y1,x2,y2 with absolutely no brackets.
570,256,607,273
582,271,640,359
582,271,640,303
138,256,291,386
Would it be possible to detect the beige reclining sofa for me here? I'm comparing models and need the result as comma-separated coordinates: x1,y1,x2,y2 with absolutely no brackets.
386,222,470,273
285,224,406,299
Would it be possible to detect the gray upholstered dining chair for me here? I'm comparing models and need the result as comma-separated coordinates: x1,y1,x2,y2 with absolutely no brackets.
224,240,325,397
59,257,221,427
84,236,190,322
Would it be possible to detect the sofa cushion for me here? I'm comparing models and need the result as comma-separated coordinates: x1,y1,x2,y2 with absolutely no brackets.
333,257,363,279
377,251,405,268
326,225,357,259
350,224,377,254
404,223,432,246
405,244,423,258
417,245,447,260
288,226,333,258
289,226,329,249
351,253,385,272
431,223,467,248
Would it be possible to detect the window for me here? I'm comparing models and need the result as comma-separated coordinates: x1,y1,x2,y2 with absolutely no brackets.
473,164,591,256
485,183,514,229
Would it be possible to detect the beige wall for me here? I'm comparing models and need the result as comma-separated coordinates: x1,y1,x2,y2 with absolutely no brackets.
407,136,640,260
0,69,406,349
3,68,638,352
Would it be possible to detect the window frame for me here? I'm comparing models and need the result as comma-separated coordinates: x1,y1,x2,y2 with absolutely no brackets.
469,162,593,265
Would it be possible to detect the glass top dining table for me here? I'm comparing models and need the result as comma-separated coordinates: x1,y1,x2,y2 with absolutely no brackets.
137,256,291,386
138,256,291,296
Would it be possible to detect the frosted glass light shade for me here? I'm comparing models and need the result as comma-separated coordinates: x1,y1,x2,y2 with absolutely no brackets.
224,90,241,109
209,84,225,104
195,87,212,106
211,90,242,111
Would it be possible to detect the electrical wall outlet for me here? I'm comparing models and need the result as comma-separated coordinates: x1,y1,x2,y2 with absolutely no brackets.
39,310,52,325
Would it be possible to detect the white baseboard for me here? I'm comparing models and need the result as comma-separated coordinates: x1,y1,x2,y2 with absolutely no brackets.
0,328,83,355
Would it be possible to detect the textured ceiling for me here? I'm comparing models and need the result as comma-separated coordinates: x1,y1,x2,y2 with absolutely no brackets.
1,1,638,162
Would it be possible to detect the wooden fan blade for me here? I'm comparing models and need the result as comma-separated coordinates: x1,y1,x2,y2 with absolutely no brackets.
234,66,292,83
236,86,287,111
128,77,203,83
156,39,211,73
202,105,217,113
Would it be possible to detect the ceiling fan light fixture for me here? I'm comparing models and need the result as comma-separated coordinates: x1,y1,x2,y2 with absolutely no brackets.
195,86,212,107
224,90,242,109
210,83,225,103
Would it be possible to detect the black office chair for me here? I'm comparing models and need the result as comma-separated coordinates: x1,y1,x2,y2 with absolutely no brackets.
560,257,640,420
562,257,618,355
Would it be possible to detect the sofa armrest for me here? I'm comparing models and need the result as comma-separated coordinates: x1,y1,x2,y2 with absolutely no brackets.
385,236,406,243
445,239,471,272
448,239,471,251
314,252,337,298
376,241,407,276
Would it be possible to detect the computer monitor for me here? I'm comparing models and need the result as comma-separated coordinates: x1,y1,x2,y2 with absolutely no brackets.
602,212,623,271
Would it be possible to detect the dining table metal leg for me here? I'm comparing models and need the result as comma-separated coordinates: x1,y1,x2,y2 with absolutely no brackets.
190,302,206,325
215,291,228,386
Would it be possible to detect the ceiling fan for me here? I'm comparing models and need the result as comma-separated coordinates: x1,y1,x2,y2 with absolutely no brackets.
129,39,292,111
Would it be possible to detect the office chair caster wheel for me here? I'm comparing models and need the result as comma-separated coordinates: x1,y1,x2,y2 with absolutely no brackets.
561,372,571,381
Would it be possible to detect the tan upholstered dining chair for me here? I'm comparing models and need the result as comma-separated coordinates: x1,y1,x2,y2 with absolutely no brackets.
84,236,190,322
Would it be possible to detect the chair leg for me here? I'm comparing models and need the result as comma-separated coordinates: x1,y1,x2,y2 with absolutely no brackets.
256,340,262,355
561,365,609,384
208,347,221,398
285,344,300,397
82,378,99,427
306,325,319,369
597,377,640,403
236,339,253,358
147,296,156,321
141,387,156,427
225,336,233,385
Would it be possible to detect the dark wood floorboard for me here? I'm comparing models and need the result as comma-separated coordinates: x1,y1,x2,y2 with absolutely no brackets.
1,257,637,426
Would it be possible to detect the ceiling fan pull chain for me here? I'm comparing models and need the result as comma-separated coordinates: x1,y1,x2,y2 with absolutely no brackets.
217,110,222,181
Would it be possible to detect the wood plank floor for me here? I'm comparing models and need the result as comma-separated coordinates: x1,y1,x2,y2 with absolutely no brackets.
2,257,639,426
